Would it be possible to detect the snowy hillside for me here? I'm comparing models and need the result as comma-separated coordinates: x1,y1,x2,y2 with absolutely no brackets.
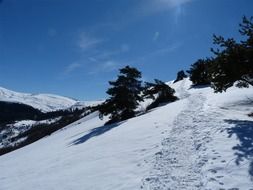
1,79,253,190
0,87,77,112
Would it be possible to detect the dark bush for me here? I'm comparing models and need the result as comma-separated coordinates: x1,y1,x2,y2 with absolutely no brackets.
143,79,178,111
174,70,187,83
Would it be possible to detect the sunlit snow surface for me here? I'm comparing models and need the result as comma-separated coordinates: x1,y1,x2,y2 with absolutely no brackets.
1,79,253,190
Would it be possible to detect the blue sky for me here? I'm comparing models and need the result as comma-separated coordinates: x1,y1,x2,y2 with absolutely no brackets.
0,0,252,100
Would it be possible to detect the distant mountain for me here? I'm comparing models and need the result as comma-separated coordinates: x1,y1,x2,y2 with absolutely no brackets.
0,86,77,112
0,86,103,155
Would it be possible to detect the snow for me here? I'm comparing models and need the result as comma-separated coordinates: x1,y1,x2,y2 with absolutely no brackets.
1,78,253,189
10,118,61,129
0,86,103,112
69,100,104,110
0,86,77,112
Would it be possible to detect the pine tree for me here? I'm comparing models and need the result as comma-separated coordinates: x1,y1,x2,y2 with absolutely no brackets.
99,66,143,124
187,59,211,86
209,16,253,92
174,70,187,83
143,79,178,110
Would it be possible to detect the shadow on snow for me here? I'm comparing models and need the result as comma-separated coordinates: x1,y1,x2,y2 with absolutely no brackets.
225,119,253,177
188,84,210,90
69,122,122,146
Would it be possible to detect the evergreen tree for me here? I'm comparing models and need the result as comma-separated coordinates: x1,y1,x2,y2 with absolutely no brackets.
174,70,187,83
209,16,253,92
143,79,178,110
99,66,143,124
187,59,211,86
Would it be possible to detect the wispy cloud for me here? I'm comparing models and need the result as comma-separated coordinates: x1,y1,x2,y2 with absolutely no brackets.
148,42,183,57
149,0,193,12
64,62,83,75
153,31,160,41
156,0,193,8
134,0,194,21
90,45,130,61
62,42,129,77
128,42,183,65
121,44,130,52
78,32,104,52
102,60,119,71
88,60,120,75
58,62,84,79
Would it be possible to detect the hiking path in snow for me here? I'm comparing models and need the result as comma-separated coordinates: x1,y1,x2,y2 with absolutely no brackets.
141,81,227,190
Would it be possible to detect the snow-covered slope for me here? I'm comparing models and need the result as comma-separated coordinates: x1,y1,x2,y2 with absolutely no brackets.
0,86,77,112
1,79,253,190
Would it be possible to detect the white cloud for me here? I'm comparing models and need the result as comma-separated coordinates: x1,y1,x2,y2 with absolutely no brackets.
153,31,160,41
78,32,104,51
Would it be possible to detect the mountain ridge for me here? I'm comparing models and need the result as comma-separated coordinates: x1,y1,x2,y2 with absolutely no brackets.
0,86,77,112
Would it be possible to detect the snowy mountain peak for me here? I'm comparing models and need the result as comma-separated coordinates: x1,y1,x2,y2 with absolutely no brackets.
0,86,77,112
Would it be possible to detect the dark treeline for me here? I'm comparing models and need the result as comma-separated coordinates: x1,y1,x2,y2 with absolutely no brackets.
0,101,43,124
0,101,88,124
0,106,93,156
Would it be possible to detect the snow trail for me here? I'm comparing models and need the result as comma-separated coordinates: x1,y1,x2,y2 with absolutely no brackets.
175,78,190,99
142,87,224,189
